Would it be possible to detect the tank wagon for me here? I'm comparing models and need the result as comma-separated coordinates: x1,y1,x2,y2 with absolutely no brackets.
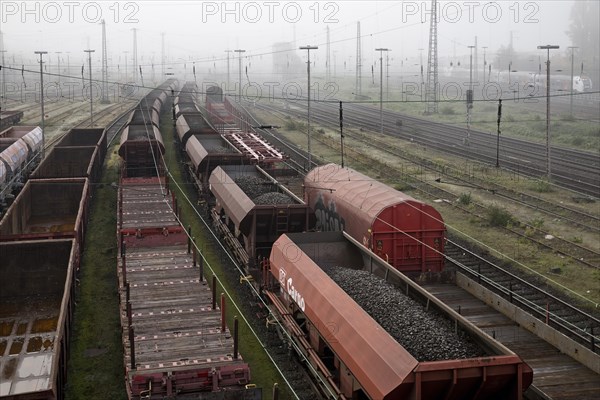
305,163,445,274
264,232,533,400
116,81,261,399
0,126,43,208
0,239,80,400
0,110,24,130
209,165,311,272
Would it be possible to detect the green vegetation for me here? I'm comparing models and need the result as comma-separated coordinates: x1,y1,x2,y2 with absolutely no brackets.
440,105,456,115
531,179,553,193
458,192,472,206
487,204,514,227
66,150,126,400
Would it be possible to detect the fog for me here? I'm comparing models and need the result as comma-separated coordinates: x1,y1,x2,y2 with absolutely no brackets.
0,1,593,87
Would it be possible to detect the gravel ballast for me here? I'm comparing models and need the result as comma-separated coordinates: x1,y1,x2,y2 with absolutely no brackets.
234,175,293,205
254,192,293,205
207,145,235,153
234,175,271,199
324,266,485,361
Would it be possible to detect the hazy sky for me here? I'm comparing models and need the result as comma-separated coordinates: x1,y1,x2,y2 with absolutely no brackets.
0,1,576,71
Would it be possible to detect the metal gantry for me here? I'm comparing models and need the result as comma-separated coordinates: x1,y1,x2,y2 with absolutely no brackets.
376,48,390,135
84,49,95,126
424,0,439,114
34,51,48,158
538,44,560,180
300,45,318,170
355,22,362,98
234,49,245,102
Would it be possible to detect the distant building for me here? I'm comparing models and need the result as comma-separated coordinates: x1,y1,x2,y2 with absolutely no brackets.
273,42,303,78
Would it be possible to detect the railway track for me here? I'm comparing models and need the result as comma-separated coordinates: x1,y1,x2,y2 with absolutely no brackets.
43,102,134,154
445,238,600,354
353,102,599,196
251,101,600,269
240,100,600,355
273,97,599,197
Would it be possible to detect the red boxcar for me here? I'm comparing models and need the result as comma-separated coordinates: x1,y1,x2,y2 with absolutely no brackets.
304,164,445,274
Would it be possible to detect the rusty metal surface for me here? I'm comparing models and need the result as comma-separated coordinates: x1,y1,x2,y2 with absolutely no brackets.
305,163,445,273
0,178,89,242
269,233,418,399
31,146,100,182
54,128,106,149
0,162,5,185
269,232,533,399
0,239,78,399
0,111,24,130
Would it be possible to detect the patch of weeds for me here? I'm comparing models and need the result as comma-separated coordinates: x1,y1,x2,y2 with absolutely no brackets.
487,204,514,227
531,179,553,193
458,192,472,206
440,105,456,115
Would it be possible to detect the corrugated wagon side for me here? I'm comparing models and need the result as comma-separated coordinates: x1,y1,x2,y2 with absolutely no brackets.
305,163,446,274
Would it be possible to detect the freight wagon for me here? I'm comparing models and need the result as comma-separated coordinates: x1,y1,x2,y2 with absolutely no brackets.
305,163,445,274
116,80,261,399
264,231,533,399
0,239,79,400
209,164,311,272
0,110,24,130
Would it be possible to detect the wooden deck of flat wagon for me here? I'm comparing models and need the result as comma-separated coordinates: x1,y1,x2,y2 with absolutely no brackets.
421,282,600,400
116,177,255,399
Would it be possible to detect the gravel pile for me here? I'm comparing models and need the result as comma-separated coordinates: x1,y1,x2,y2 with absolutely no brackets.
254,192,293,205
324,266,485,361
234,175,271,199
207,145,235,154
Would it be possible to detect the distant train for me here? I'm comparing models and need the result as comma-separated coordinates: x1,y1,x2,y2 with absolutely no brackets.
528,73,593,93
